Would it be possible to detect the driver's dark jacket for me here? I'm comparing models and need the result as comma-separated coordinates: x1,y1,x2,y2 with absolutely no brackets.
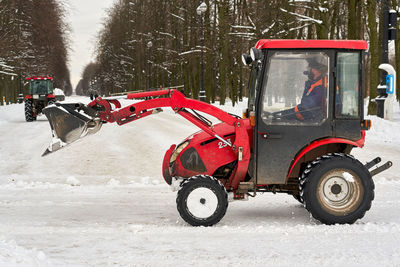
282,75,327,121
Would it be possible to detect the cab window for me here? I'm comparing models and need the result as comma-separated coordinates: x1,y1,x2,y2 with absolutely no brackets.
336,52,360,118
261,52,329,125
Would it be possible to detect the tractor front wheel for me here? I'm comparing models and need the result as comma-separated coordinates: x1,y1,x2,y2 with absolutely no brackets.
48,98,56,106
24,100,35,122
176,175,228,226
300,153,374,225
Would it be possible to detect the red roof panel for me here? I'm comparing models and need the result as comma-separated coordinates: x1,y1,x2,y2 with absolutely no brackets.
26,76,53,80
255,39,367,50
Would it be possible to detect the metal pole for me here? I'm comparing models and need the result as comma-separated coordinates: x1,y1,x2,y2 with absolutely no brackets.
149,48,152,90
381,0,389,80
147,41,153,91
376,0,389,118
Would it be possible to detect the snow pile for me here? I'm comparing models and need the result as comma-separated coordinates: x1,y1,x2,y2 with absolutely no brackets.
367,114,400,145
0,102,22,124
53,88,64,96
0,239,52,267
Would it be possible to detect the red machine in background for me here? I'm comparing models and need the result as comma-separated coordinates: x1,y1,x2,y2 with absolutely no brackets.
24,76,56,121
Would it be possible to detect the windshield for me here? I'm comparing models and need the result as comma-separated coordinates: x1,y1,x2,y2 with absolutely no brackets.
248,61,262,112
30,80,53,95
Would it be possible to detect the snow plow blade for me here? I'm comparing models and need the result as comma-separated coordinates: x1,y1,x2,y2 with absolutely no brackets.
42,102,102,156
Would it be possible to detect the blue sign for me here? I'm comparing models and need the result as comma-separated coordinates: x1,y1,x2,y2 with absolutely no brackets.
386,74,395,94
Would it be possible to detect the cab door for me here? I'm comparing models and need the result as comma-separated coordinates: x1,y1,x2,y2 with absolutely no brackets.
255,50,333,184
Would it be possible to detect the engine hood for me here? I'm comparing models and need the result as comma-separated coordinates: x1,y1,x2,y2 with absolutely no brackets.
184,121,251,145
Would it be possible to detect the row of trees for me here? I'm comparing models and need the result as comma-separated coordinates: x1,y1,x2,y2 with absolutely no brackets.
0,0,71,105
80,0,400,112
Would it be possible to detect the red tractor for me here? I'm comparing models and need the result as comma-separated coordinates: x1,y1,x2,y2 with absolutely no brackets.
43,40,392,226
24,76,56,121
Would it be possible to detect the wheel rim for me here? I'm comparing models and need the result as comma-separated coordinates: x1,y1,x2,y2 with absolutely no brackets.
317,169,363,216
186,187,218,219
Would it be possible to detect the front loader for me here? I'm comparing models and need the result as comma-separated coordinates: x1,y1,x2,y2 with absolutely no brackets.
43,39,392,226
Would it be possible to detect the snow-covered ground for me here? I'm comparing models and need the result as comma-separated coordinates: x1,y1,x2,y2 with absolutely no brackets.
0,96,399,266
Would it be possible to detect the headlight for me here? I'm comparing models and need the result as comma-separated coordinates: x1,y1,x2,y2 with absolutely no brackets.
170,140,189,163
250,47,262,61
241,53,252,65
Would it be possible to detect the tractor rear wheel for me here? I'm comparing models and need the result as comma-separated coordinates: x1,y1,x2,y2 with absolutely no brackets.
25,100,35,122
300,153,374,225
176,175,228,226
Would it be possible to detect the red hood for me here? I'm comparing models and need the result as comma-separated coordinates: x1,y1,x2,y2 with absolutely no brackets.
184,120,252,145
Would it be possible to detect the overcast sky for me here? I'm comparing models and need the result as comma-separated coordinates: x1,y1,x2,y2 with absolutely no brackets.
66,0,115,90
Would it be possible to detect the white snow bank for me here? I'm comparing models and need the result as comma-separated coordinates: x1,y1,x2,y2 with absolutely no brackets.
366,114,400,145
0,239,52,267
53,88,64,96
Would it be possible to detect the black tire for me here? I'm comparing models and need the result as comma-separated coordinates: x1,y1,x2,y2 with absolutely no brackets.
292,193,303,204
176,175,228,226
300,153,374,225
24,100,35,122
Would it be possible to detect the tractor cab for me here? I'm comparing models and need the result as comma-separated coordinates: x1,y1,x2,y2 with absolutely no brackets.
242,40,369,185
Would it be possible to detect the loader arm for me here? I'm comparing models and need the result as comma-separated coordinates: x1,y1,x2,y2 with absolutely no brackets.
44,89,250,190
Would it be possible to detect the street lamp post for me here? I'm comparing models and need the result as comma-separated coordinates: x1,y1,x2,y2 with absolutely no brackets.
197,2,207,102
376,0,397,119
147,40,153,90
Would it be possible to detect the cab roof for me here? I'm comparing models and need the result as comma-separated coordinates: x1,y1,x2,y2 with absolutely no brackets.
255,39,367,50
26,76,53,81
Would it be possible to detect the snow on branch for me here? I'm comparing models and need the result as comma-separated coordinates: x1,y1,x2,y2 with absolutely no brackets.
179,50,201,56
230,25,255,30
169,12,185,21
147,60,172,74
247,16,256,29
280,8,322,24
0,60,17,76
156,31,176,39
261,22,276,35
0,70,17,76
288,22,312,31
229,32,256,37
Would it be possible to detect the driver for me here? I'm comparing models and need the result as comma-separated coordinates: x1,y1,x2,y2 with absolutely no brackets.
275,56,328,122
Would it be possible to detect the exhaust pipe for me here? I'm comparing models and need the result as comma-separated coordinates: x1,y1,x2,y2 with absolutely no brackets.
42,102,102,156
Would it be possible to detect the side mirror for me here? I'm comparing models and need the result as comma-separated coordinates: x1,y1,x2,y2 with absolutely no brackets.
250,47,262,61
241,53,253,65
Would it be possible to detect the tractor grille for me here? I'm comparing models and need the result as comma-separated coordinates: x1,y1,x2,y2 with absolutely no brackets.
180,147,206,172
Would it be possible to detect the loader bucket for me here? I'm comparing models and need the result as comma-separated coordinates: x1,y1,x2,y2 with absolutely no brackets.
42,103,102,156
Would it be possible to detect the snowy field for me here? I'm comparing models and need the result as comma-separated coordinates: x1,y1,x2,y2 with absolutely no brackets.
0,96,400,266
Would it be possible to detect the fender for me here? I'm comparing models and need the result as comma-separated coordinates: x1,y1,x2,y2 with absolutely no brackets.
162,144,176,185
287,131,366,178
